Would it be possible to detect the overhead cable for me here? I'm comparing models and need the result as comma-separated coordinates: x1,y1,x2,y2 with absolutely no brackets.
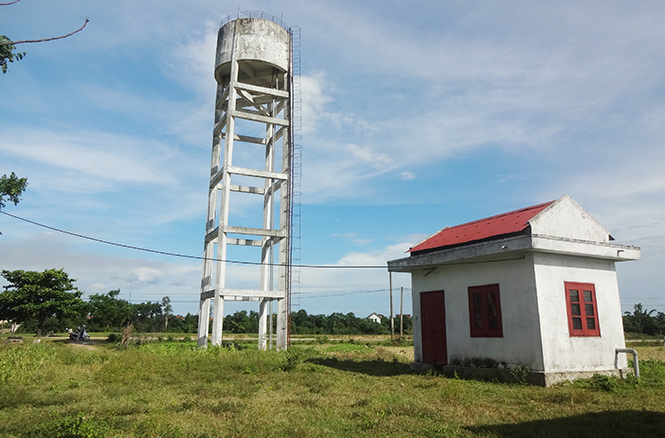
0,211,393,269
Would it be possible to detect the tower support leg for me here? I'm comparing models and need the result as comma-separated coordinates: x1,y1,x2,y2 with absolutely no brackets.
197,298,210,348
276,298,288,350
258,298,269,350
211,297,224,346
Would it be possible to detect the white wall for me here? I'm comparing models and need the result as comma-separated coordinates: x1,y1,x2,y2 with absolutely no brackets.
530,196,611,243
533,252,627,371
411,254,545,370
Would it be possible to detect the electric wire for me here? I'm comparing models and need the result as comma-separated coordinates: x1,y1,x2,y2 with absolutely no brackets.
0,211,394,269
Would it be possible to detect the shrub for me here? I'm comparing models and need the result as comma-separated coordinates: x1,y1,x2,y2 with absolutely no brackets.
280,349,302,371
576,374,620,392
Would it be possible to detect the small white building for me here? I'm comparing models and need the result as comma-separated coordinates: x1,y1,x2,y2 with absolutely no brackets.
387,196,640,386
367,312,382,324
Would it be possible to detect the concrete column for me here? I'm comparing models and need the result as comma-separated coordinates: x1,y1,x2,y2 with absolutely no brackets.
276,297,287,350
197,298,210,347
258,298,268,350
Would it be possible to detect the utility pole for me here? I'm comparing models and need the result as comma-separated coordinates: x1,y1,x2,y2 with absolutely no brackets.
400,286,404,341
389,272,394,342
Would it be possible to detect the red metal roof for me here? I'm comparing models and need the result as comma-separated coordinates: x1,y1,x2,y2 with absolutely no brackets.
409,200,555,253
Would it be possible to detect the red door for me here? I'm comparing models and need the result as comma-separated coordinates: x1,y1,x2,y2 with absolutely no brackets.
421,290,447,365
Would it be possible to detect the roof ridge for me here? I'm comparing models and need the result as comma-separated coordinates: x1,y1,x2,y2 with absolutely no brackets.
437,200,555,233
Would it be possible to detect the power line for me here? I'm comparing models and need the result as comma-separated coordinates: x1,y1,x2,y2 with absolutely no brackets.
1,211,390,269
115,287,412,300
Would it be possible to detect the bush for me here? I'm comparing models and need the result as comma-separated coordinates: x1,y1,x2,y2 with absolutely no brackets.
575,374,620,392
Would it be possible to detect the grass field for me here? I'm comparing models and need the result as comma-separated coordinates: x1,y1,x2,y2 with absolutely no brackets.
1,338,665,437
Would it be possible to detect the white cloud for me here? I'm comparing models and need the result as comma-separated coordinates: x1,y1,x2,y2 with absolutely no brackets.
166,20,218,96
300,72,376,134
88,283,108,293
300,73,333,134
129,267,163,285
346,144,392,169
0,129,177,186
0,232,201,309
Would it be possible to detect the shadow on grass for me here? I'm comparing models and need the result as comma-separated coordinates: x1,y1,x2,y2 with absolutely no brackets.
306,357,413,376
467,410,665,438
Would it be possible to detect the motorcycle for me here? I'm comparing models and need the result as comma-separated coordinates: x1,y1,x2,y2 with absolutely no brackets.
66,326,90,341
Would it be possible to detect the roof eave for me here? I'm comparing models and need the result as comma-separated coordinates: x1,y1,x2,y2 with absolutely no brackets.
388,234,641,272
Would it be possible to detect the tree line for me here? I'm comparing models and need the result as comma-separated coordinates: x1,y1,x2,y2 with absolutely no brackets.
623,304,665,336
3,269,663,337
0,268,412,336
0,269,188,335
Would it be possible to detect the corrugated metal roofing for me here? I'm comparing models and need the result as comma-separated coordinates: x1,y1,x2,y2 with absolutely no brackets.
409,200,555,253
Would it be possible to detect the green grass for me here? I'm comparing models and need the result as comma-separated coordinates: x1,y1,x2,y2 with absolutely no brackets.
0,342,664,437
624,332,664,340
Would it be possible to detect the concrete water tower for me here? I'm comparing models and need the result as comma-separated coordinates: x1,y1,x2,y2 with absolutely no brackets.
198,12,297,350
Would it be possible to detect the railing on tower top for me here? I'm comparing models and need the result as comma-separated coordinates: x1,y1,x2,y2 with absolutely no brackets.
219,10,291,31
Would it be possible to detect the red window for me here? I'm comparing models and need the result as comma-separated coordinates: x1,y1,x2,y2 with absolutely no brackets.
564,282,600,337
468,284,503,337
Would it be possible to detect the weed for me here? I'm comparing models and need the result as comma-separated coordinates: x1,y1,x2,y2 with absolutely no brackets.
380,338,412,347
0,343,53,384
450,356,503,368
325,343,371,354
280,350,302,371
353,409,387,430
119,325,133,348
68,377,80,389
510,365,531,385
29,411,109,438
640,359,665,387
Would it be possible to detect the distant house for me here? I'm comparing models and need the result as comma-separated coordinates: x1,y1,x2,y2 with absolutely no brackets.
367,313,382,324
388,196,640,386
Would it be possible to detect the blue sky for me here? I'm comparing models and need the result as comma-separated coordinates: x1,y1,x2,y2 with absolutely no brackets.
1,0,664,318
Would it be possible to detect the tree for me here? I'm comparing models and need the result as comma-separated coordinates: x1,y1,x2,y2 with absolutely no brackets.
161,296,172,331
1,0,89,74
0,268,84,336
87,289,133,331
623,303,662,335
131,301,162,332
0,172,28,235
0,172,27,209
0,35,24,73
